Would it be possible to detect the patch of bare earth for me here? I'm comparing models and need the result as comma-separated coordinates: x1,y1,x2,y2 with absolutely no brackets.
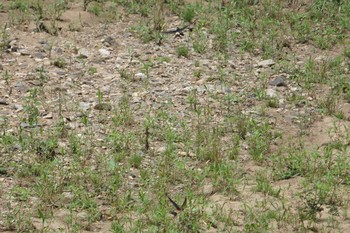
1,1,350,232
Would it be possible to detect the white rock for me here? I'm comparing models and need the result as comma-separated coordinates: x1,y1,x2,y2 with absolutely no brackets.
257,59,275,67
99,48,111,58
266,88,277,98
79,48,90,58
135,72,147,81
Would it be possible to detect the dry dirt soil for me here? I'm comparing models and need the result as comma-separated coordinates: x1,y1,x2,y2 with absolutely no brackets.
1,1,350,232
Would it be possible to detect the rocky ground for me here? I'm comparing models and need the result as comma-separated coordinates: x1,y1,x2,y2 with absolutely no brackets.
1,0,350,232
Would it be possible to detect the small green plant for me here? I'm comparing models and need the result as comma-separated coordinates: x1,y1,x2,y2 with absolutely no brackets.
88,2,103,16
130,154,142,168
187,89,198,111
254,171,280,197
193,69,202,79
267,97,279,108
343,47,350,58
177,45,189,58
53,58,67,68
0,24,10,54
247,120,272,162
182,4,196,23
88,66,97,75
2,70,11,86
24,88,40,126
119,69,132,80
318,92,338,115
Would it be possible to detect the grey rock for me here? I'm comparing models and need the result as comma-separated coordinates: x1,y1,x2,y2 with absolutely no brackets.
99,48,111,58
0,99,8,105
78,48,90,58
43,113,53,119
266,88,277,98
79,102,90,111
56,70,66,76
203,184,214,196
103,36,117,47
228,60,236,69
19,48,30,56
54,48,63,54
269,76,285,87
258,59,275,67
34,53,46,59
14,104,24,111
14,82,29,92
134,72,147,81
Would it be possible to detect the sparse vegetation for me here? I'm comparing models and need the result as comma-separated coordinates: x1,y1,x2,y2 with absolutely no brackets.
1,0,350,232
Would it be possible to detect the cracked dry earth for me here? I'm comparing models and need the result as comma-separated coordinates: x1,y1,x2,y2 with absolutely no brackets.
1,2,350,233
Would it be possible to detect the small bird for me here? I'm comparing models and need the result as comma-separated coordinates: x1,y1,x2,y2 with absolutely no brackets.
166,193,187,217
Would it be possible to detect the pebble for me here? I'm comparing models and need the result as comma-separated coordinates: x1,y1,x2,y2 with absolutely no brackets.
269,76,286,87
103,36,117,47
203,184,214,195
14,104,23,111
79,102,90,111
266,88,277,98
14,82,29,93
79,48,90,58
228,60,236,69
257,59,275,67
43,113,53,119
0,99,8,105
99,48,111,58
34,52,46,59
19,48,30,56
134,72,147,81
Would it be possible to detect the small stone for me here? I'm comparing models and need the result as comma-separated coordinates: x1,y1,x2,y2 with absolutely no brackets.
266,88,277,98
19,48,30,56
99,48,111,58
156,146,166,154
196,79,205,85
43,60,51,66
14,104,23,111
14,82,29,93
94,103,112,111
54,48,63,54
0,99,8,105
203,184,214,196
0,63,3,70
257,59,275,67
134,72,147,81
34,52,46,59
178,151,187,157
79,102,90,111
103,36,117,47
77,211,88,222
56,70,66,76
43,113,53,119
269,76,286,87
228,60,236,69
78,48,90,58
